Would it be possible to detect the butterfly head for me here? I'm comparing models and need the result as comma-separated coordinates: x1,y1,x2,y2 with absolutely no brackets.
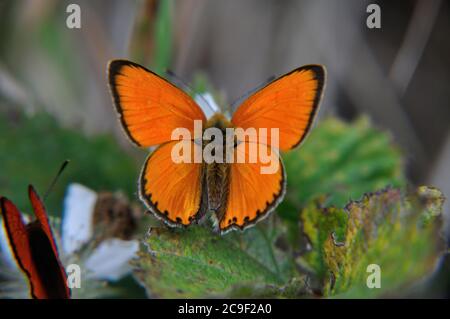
205,113,233,130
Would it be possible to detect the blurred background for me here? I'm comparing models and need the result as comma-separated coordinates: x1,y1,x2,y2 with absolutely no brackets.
0,0,448,219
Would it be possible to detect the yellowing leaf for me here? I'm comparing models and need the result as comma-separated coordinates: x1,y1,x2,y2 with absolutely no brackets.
300,187,444,298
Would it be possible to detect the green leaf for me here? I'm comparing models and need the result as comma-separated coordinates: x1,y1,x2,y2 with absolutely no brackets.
132,225,293,298
279,117,405,221
299,186,444,298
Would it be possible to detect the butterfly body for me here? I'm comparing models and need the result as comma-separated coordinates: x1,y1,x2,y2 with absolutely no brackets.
204,113,232,219
108,60,325,234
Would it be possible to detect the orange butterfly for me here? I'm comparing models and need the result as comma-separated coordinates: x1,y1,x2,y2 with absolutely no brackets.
0,186,70,299
108,60,325,234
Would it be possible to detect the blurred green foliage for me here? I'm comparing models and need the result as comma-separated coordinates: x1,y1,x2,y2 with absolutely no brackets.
280,117,405,221
0,111,140,216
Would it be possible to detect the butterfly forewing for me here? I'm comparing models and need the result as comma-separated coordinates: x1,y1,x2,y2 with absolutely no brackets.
108,60,206,147
232,65,325,151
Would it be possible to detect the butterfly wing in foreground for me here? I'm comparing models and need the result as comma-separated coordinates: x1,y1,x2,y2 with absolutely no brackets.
218,142,285,234
140,140,206,227
0,192,70,299
0,197,40,295
28,186,59,257
28,186,70,298
108,59,206,147
231,65,326,151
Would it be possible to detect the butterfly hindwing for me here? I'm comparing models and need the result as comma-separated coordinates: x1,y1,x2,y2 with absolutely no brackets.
108,59,206,147
139,140,206,226
232,65,325,151
219,142,286,233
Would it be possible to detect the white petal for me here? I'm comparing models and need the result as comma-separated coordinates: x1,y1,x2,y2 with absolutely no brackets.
84,239,139,281
62,183,97,255
195,92,219,119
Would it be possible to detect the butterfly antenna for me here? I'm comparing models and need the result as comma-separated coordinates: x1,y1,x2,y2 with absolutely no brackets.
166,69,217,114
43,160,70,201
230,75,276,111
